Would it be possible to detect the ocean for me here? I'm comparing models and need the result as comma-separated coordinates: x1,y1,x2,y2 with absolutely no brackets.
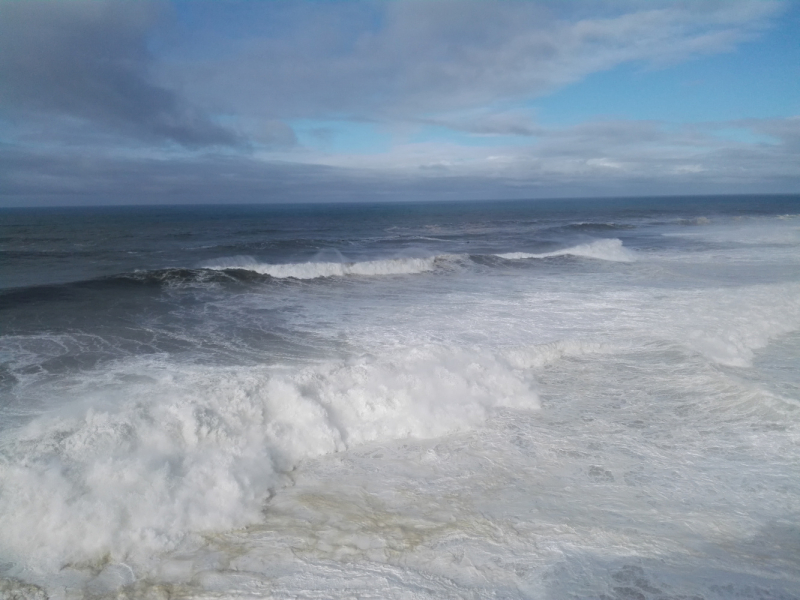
1,196,799,599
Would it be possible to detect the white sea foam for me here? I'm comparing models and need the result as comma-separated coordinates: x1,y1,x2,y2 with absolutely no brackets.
668,285,800,367
503,340,619,369
202,255,444,279
495,238,636,262
0,345,539,572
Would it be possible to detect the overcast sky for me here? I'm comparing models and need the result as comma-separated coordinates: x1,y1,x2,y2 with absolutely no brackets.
1,0,799,206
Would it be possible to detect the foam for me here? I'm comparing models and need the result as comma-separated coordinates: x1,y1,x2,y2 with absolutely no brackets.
662,217,800,247
202,255,445,279
503,340,619,369
672,284,800,367
0,345,539,573
495,239,636,262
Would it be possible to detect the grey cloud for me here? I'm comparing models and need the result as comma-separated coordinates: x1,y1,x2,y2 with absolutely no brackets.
0,147,339,205
0,0,239,147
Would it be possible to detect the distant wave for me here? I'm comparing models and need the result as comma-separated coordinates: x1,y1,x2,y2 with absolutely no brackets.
678,217,711,226
559,222,636,232
202,255,452,279
495,238,636,263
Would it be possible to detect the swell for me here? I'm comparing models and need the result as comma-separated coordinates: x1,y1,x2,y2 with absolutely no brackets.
0,269,269,310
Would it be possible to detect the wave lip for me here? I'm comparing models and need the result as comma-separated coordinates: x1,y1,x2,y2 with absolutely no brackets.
496,239,636,263
202,255,445,279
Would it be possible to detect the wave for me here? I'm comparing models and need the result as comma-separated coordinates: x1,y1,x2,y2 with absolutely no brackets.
495,239,636,263
1,242,634,310
678,216,711,226
0,269,267,310
0,345,539,572
559,222,636,232
1,255,451,306
202,255,451,279
202,241,634,281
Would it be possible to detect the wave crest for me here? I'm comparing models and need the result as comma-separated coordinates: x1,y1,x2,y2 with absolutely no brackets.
496,239,635,263
202,255,448,279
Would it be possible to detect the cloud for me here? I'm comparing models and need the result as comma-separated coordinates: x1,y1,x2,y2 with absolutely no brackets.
0,0,784,146
419,111,546,137
3,116,798,207
0,0,795,205
742,116,800,149
0,0,239,147
168,0,783,122
306,115,800,188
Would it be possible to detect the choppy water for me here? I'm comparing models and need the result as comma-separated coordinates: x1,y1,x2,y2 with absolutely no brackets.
1,196,799,599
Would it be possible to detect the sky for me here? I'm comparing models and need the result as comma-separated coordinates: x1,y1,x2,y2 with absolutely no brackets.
1,0,799,206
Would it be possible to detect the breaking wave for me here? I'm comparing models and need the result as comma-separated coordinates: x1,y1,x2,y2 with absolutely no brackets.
495,238,636,262
202,255,448,279
557,222,636,233
0,344,541,572
202,241,635,282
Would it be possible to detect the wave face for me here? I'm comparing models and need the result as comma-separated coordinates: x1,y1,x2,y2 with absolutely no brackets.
2,196,800,599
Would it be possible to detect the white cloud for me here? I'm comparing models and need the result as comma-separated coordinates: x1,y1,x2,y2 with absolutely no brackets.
168,1,784,122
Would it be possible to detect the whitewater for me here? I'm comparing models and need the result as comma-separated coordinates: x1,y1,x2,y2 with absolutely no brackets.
0,197,799,599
